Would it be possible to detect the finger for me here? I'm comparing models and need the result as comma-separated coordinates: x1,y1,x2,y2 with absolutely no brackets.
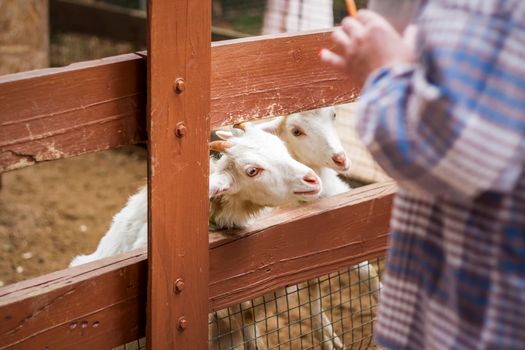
319,49,347,70
341,18,365,48
331,27,352,51
340,16,365,43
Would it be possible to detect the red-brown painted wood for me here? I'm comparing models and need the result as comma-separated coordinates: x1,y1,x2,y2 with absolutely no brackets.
147,0,211,348
0,250,147,350
0,30,361,173
210,30,361,126
0,54,147,172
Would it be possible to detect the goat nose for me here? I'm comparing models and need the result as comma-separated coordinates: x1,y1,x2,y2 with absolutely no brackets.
303,171,319,184
332,152,347,167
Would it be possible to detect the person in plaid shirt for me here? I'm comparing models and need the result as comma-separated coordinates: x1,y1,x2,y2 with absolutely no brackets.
321,1,525,349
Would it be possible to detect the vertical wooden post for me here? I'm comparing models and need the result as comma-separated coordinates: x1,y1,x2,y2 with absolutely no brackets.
147,0,210,348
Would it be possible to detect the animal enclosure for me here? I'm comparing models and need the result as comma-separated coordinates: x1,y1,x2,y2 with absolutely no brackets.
0,0,394,349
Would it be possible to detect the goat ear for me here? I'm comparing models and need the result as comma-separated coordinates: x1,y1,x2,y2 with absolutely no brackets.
256,116,284,135
233,122,246,131
209,172,234,198
215,130,233,140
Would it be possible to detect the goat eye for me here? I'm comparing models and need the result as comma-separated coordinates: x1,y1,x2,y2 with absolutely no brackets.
245,167,261,177
332,113,337,120
292,128,305,137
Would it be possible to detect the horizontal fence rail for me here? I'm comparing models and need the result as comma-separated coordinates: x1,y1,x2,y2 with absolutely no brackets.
0,182,395,350
208,181,394,310
0,250,147,350
0,30,360,172
0,54,147,173
210,32,361,125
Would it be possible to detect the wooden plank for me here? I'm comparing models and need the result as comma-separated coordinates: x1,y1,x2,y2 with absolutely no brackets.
0,30,360,172
208,181,395,310
0,182,394,349
0,250,147,350
49,0,247,44
210,31,361,126
0,54,147,172
146,0,211,349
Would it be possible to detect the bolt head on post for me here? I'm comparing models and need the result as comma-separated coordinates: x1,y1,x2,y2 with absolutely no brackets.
174,278,185,293
178,316,189,330
174,78,185,93
175,123,187,138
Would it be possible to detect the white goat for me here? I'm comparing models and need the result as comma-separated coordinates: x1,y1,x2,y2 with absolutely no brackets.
228,107,381,350
70,124,322,267
256,106,351,198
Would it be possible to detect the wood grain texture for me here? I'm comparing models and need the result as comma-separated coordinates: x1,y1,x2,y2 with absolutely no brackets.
0,30,361,172
147,0,211,349
0,182,394,349
210,30,361,126
0,54,147,172
0,250,147,350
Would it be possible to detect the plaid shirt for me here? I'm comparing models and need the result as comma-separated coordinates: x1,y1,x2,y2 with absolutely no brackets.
356,1,525,349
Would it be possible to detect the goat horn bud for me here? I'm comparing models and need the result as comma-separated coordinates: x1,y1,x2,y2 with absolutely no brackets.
209,140,232,153
233,122,246,131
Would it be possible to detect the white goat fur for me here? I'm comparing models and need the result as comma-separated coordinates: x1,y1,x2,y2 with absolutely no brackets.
70,125,321,267
256,106,351,198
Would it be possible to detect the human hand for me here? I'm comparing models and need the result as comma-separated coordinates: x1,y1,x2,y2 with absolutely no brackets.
320,10,415,82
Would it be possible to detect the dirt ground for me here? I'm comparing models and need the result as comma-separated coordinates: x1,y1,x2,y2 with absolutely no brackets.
0,146,147,286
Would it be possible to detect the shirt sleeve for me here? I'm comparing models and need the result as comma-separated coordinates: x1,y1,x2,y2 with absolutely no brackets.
355,2,525,199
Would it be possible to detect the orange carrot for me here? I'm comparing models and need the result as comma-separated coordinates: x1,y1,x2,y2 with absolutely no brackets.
345,0,357,17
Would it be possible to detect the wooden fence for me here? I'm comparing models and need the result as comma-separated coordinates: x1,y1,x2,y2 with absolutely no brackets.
0,0,393,348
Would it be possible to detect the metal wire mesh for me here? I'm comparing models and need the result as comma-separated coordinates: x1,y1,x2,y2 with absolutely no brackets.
209,256,384,350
